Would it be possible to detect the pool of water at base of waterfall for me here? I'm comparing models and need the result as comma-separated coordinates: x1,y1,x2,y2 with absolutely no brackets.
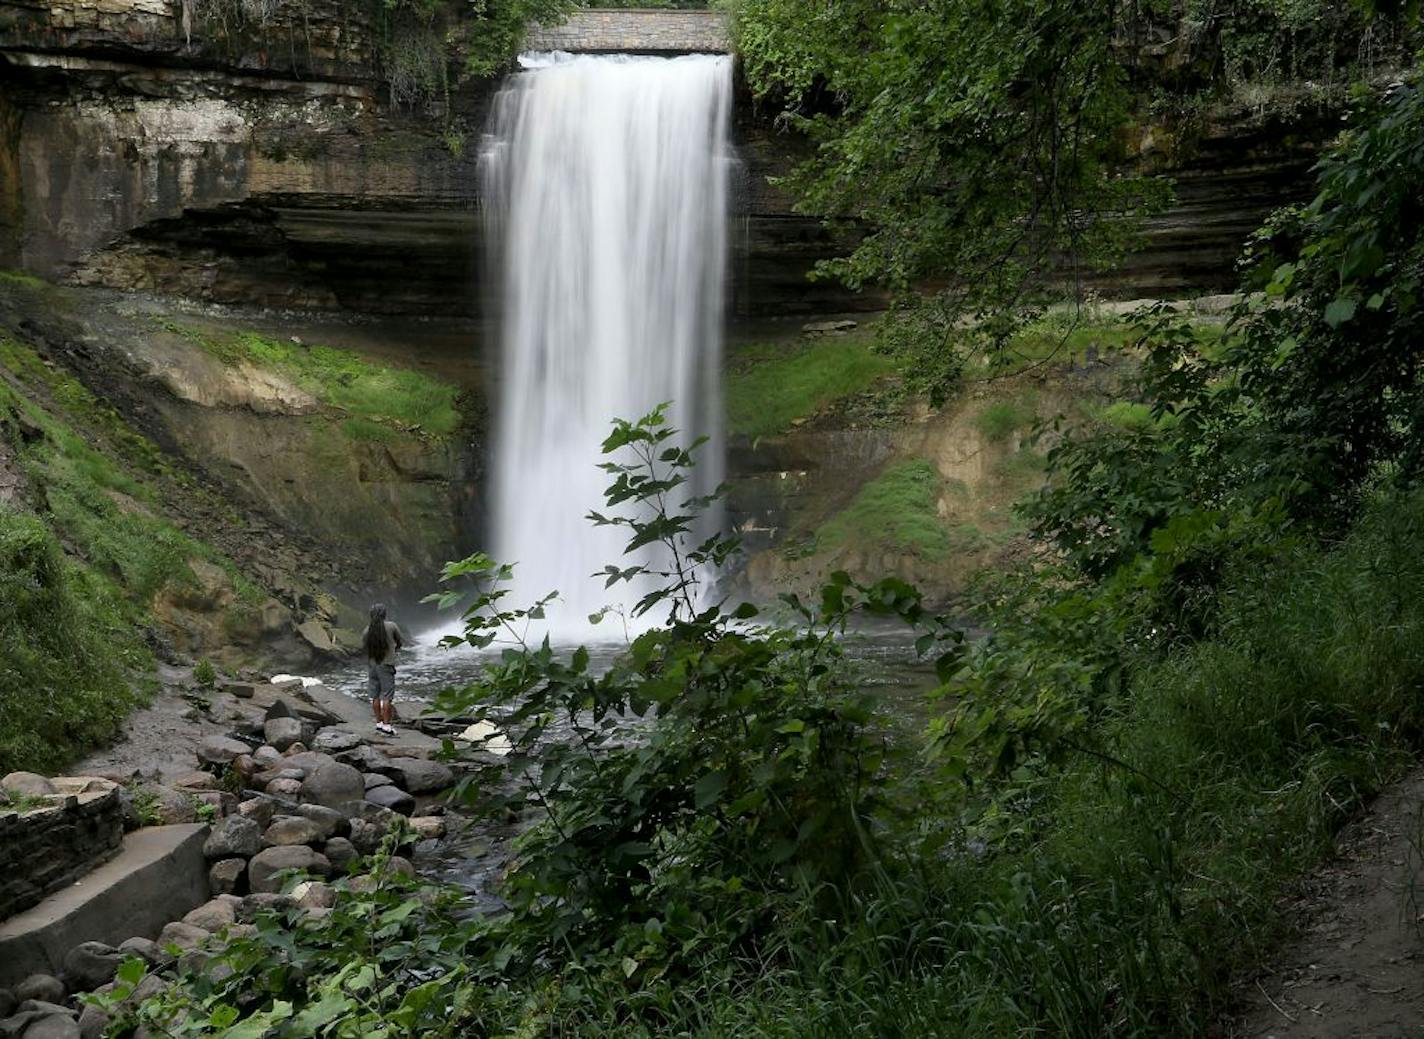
317,620,942,909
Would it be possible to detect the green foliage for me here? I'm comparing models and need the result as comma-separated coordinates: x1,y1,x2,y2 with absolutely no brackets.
193,658,217,687
427,407,928,985
725,334,894,438
732,0,1170,400
0,508,145,774
815,459,955,561
191,329,461,438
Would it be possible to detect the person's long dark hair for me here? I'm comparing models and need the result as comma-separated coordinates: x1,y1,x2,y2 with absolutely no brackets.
364,603,391,661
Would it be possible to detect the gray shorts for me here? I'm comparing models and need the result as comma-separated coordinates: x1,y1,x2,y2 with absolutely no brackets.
367,663,396,703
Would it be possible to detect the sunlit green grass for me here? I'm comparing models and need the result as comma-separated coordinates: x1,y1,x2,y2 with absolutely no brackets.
815,459,956,560
726,334,895,438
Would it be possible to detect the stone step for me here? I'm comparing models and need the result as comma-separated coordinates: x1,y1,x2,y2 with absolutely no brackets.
0,824,209,987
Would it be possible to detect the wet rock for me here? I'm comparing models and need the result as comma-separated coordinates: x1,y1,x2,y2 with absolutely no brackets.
311,729,361,753
209,857,247,895
197,737,252,767
247,845,331,894
381,759,454,794
236,797,276,828
2,772,56,798
409,816,445,840
263,816,324,847
264,717,303,751
364,785,414,816
300,763,364,812
296,804,346,840
13,976,64,1005
172,771,220,791
204,815,261,859
61,942,124,991
183,899,237,932
323,836,358,868
157,921,209,952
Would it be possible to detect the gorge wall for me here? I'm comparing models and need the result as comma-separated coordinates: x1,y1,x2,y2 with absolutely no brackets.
1,0,1327,319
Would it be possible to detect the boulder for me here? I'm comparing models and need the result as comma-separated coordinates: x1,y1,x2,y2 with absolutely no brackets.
208,858,246,895
247,846,331,894
18,1013,80,1039
300,763,364,813
364,785,414,816
203,815,261,859
264,698,294,720
183,899,237,932
296,620,336,654
236,798,276,829
157,921,210,953
2,772,56,798
296,804,346,840
254,767,304,787
231,755,257,784
61,942,123,991
237,893,293,921
116,937,169,968
77,1004,109,1039
363,772,393,791
265,778,303,798
197,737,252,768
147,786,197,825
291,881,335,910
13,976,64,1005
191,790,236,818
264,717,303,751
382,759,454,794
311,729,361,753
339,746,392,772
172,771,220,792
225,682,257,699
263,816,324,847
252,746,284,769
283,751,337,774
409,816,446,840
347,818,385,855
323,837,358,868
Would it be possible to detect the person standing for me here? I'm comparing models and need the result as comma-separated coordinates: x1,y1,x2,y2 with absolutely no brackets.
364,603,404,735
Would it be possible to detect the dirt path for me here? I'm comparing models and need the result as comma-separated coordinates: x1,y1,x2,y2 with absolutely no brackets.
1233,770,1424,1038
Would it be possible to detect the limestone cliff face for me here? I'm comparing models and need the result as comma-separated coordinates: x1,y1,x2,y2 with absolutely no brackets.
1,0,1330,317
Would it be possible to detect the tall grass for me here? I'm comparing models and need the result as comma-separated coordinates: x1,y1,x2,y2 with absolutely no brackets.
533,489,1424,1036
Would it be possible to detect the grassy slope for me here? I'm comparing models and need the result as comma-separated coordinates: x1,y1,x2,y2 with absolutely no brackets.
0,335,271,772
166,324,462,439
725,332,895,438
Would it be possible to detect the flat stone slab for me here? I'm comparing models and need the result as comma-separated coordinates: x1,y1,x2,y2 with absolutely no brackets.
526,9,730,54
0,824,209,987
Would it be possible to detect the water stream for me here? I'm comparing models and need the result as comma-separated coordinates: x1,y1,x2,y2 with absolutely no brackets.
480,51,734,641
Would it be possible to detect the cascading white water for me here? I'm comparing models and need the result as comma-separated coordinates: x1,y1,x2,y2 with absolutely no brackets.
481,51,733,641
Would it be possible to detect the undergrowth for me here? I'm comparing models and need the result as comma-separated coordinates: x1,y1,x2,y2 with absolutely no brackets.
814,459,955,560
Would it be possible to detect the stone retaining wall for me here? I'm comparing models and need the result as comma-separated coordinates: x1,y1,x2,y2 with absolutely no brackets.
0,780,124,921
526,9,731,53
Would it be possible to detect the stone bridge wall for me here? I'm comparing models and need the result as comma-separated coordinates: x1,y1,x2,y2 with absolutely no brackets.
526,9,730,53
0,779,124,922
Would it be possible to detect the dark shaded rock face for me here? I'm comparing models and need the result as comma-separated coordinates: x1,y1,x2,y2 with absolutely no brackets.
1,0,1323,318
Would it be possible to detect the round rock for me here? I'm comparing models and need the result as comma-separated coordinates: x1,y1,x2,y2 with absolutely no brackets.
312,729,361,753
235,797,276,829
61,941,123,992
295,804,346,840
383,759,454,794
2,771,57,798
323,836,358,868
209,858,246,895
363,772,393,791
14,974,64,1004
247,845,332,894
263,717,303,751
183,898,237,932
21,1014,81,1039
197,736,252,767
203,815,261,859
300,763,364,813
265,778,303,798
263,816,324,847
117,937,170,968
364,785,414,816
157,921,210,952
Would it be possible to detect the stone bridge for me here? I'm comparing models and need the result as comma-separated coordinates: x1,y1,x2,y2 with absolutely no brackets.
526,9,731,54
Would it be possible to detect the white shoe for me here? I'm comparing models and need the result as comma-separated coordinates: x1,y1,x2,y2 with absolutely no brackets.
376,722,394,735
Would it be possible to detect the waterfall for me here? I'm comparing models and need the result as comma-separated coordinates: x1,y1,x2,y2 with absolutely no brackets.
481,51,733,641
